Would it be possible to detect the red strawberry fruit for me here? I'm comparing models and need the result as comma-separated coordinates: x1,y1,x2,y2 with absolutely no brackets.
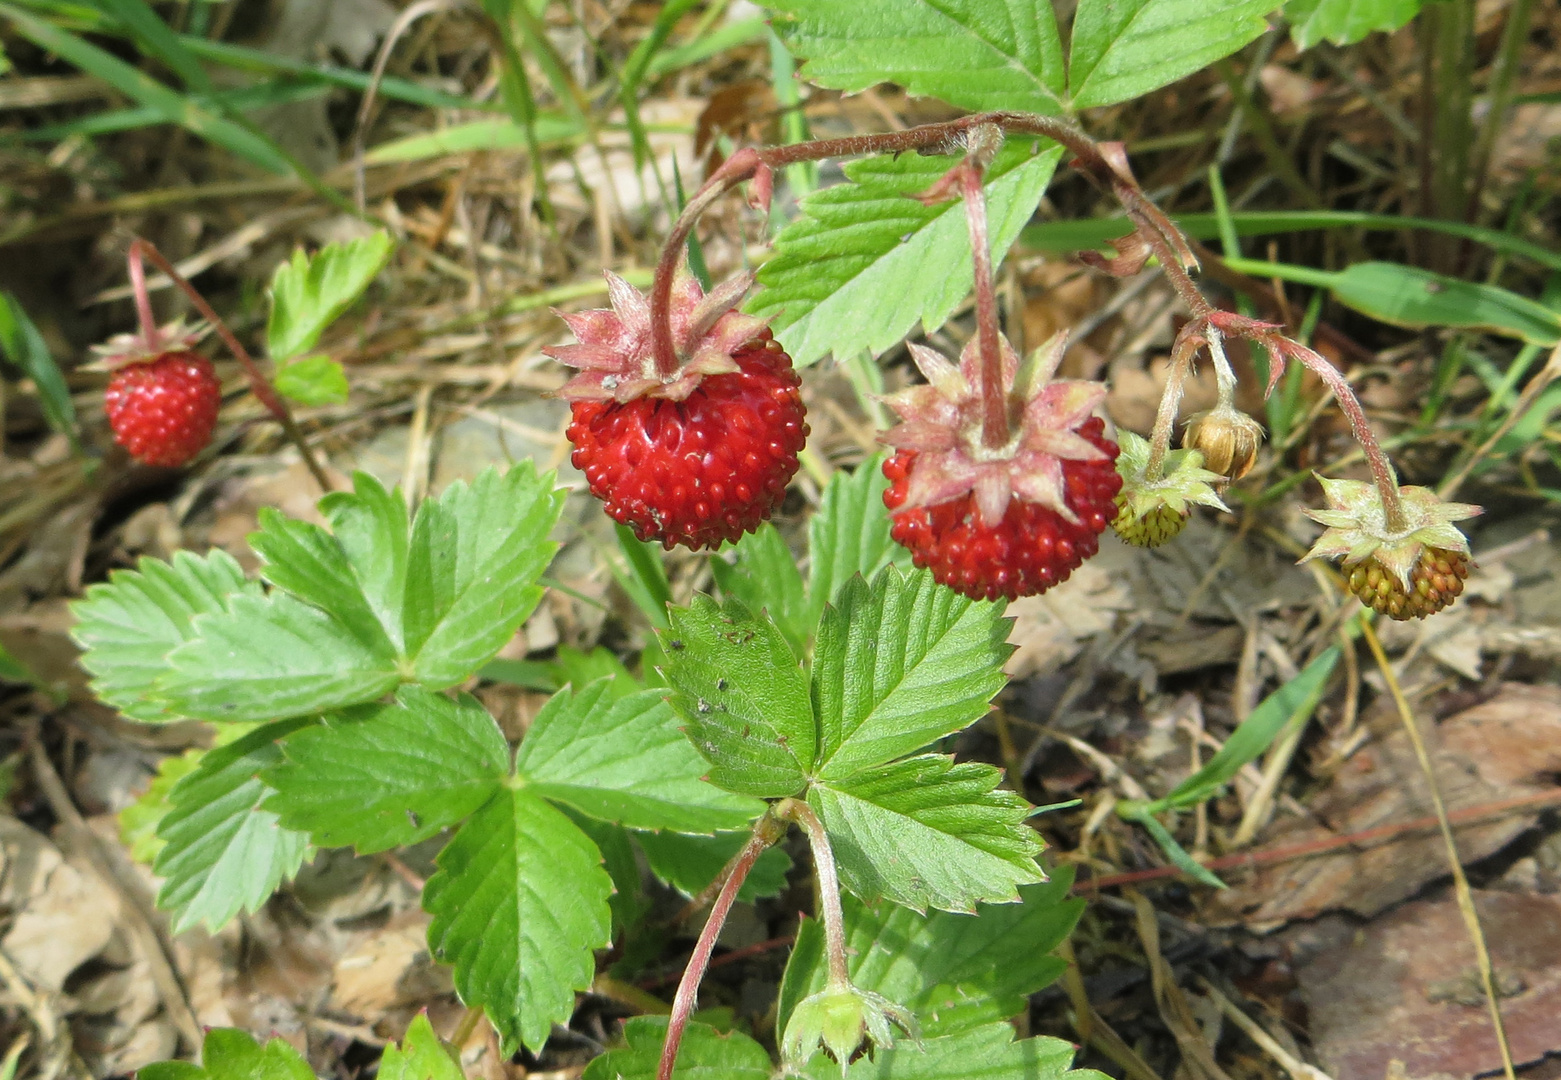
545,270,807,550
96,321,222,468
880,332,1119,602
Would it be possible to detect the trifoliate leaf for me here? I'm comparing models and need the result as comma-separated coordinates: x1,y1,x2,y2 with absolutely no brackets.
779,869,1082,1038
273,353,350,406
806,454,905,631
810,755,1044,913
403,464,565,688
582,1016,772,1080
377,1013,464,1080
264,686,510,853
635,829,794,903
423,787,612,1055
769,0,1066,115
155,720,314,933
749,143,1061,368
710,524,808,657
318,473,411,654
267,230,394,362
802,1022,1108,1080
1285,0,1421,48
661,597,814,798
251,508,397,653
551,645,638,697
139,1028,315,1080
71,549,258,723
157,590,401,722
813,567,1012,779
515,679,763,833
1068,0,1275,109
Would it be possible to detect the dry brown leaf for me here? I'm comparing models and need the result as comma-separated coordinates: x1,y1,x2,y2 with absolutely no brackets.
330,911,450,1020
1207,684,1561,929
0,817,121,991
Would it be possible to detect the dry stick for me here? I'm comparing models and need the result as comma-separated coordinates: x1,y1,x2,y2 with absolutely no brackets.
656,811,785,1080
1359,618,1516,1080
130,239,335,493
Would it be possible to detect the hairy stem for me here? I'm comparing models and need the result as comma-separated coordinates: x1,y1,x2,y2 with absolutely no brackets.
130,238,334,493
956,154,1008,448
126,245,161,351
657,810,785,1080
1144,325,1204,482
777,798,850,986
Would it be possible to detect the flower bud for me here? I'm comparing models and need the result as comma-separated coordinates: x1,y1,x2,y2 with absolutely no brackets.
1181,407,1265,480
782,982,917,1074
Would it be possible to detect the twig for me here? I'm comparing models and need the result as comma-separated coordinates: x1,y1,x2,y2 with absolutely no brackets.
1198,978,1334,1080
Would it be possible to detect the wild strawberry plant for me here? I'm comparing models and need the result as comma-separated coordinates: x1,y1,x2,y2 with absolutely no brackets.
67,1,1498,1078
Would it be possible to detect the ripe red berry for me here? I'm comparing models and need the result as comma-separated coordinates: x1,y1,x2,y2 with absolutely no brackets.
567,330,806,550
545,270,808,550
884,418,1121,601
103,351,221,467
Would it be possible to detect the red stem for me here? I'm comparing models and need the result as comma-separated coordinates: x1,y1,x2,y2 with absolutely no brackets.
777,798,850,986
960,161,1008,450
126,243,162,351
657,812,783,1080
130,238,334,493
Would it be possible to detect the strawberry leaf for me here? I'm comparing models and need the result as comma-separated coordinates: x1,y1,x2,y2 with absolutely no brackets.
71,549,258,723
769,0,1066,114
1067,0,1276,109
263,686,510,852
582,1016,772,1080
805,454,905,629
154,720,314,933
635,830,794,902
138,1028,314,1080
660,597,814,798
779,868,1083,1039
810,755,1044,913
423,787,613,1055
273,353,350,406
403,463,565,688
1285,0,1421,48
749,142,1062,368
317,472,411,653
377,1014,464,1080
514,679,764,833
799,1022,1107,1080
251,508,397,654
710,524,809,657
267,230,395,362
814,567,1012,780
156,590,401,722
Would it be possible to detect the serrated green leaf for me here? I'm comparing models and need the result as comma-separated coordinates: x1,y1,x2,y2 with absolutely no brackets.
515,679,763,833
582,1016,772,1080
139,1028,316,1080
155,720,314,933
267,231,395,361
568,814,653,935
423,787,612,1055
710,524,809,656
635,830,794,903
813,567,1011,779
750,143,1062,368
157,591,401,722
805,1022,1107,1080
806,455,904,630
661,597,814,798
251,508,396,652
551,645,637,698
1067,0,1275,109
274,354,350,406
264,686,509,853
770,0,1065,114
71,549,259,723
318,473,411,654
120,750,203,865
0,290,75,438
404,465,565,687
377,1013,464,1080
1286,0,1420,48
811,755,1044,913
779,869,1081,1039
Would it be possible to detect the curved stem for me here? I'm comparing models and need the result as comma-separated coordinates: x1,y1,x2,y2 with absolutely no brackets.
1206,325,1238,409
959,159,1008,449
776,798,850,986
1144,326,1203,482
130,238,335,493
657,810,785,1080
126,243,161,351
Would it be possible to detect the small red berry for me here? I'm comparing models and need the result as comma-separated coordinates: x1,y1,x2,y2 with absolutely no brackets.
884,418,1121,601
567,330,806,550
545,270,808,550
103,351,221,467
